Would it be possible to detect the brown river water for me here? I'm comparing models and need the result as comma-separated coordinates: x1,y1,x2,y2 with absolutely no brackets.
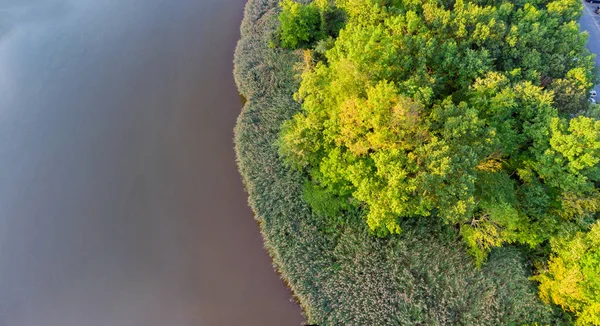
0,0,302,325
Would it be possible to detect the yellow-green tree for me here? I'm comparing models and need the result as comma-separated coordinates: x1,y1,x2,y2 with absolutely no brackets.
533,222,600,325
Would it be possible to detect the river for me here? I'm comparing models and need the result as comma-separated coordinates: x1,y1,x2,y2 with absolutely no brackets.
0,0,302,325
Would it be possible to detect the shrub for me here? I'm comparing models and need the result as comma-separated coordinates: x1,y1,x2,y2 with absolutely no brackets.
233,0,565,324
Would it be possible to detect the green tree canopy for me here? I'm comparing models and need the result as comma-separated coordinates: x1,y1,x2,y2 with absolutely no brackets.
279,0,600,265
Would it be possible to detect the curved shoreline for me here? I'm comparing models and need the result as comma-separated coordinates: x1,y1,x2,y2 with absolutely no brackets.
233,1,565,324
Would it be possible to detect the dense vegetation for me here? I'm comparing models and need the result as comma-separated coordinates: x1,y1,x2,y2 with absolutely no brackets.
271,0,600,323
232,0,584,324
280,0,600,263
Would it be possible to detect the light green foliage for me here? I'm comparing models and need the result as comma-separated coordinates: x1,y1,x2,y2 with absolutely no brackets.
279,0,600,264
278,0,322,49
234,1,565,323
533,221,600,326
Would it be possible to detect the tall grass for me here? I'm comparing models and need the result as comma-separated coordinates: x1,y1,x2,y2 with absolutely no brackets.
233,0,565,324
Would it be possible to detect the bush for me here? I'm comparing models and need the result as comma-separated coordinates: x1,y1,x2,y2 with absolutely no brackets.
234,0,566,324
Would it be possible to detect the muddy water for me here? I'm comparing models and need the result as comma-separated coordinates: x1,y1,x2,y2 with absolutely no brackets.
0,0,302,325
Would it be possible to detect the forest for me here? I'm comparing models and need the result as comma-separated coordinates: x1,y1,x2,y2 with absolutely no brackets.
235,0,600,324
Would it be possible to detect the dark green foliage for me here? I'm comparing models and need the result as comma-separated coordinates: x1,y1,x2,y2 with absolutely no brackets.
234,0,564,323
303,181,351,219
318,2,346,38
273,0,346,49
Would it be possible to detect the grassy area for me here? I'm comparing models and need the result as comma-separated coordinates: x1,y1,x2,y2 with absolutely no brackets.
233,0,566,324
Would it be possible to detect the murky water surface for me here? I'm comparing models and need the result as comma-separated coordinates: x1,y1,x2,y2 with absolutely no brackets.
0,1,302,325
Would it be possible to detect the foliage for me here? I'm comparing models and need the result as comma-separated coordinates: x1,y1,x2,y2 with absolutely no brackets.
277,0,322,49
279,0,600,265
275,0,346,49
234,0,565,323
533,221,600,326
550,71,592,116
303,181,354,220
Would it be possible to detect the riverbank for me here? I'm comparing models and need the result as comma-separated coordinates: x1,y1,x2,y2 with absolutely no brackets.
233,0,565,324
